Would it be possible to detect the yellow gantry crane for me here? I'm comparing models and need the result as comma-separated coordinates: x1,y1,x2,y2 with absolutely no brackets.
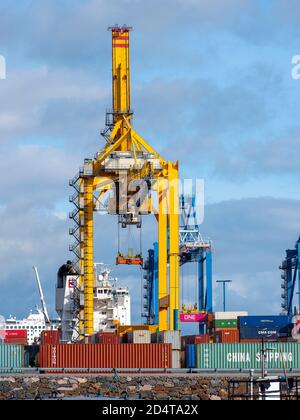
69,26,180,338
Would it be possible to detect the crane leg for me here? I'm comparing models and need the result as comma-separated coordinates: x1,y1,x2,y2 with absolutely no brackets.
158,179,168,331
168,162,180,331
206,250,213,314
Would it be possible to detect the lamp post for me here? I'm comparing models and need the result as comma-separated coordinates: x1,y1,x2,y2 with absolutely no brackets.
217,280,232,312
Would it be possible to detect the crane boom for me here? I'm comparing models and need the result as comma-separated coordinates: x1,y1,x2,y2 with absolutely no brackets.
33,266,51,324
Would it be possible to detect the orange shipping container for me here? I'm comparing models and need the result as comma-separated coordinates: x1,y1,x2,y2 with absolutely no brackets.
215,329,239,344
38,344,172,371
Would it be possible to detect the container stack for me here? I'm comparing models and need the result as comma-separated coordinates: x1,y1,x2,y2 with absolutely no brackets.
239,315,292,343
152,331,181,368
213,312,248,343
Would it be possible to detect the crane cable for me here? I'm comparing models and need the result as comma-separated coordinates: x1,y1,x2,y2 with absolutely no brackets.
140,219,143,257
117,217,120,256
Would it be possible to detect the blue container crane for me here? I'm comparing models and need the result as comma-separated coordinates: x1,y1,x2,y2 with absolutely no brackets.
143,195,213,333
280,237,300,318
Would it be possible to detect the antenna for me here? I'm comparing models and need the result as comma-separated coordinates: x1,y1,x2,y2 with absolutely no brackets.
33,266,51,324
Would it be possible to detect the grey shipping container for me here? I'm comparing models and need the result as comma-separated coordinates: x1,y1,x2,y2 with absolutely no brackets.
172,350,181,369
0,345,24,373
196,343,300,370
152,331,181,350
125,330,151,344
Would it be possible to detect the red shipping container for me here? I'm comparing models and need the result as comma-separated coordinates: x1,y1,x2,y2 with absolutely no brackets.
41,331,61,345
38,344,172,371
4,330,27,339
95,333,119,345
181,335,209,350
215,329,239,344
239,339,276,343
4,338,28,345
194,335,210,345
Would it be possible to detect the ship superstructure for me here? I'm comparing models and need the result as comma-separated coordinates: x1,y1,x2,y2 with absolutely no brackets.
56,262,131,343
93,264,131,332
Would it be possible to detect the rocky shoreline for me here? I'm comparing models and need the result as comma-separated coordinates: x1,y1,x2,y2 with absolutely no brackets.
0,375,239,400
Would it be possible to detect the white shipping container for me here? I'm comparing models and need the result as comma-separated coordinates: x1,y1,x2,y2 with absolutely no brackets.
155,331,181,350
172,350,181,369
214,312,248,321
126,330,151,344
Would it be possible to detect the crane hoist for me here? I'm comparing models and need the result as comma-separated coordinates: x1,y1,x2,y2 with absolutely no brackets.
69,25,180,339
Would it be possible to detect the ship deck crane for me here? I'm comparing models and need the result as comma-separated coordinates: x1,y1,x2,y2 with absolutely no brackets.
69,26,180,339
33,266,51,325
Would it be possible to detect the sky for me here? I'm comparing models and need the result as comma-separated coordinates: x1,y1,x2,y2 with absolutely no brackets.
0,0,300,328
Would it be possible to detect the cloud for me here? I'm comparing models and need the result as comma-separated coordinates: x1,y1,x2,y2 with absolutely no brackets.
202,197,300,314
220,134,300,178
0,67,109,148
0,0,256,66
0,143,79,208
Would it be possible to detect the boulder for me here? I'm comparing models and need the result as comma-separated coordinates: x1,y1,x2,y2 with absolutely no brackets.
210,395,222,401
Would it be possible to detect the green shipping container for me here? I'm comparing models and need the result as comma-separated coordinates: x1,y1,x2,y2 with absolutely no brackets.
196,343,300,370
0,345,24,373
214,319,238,329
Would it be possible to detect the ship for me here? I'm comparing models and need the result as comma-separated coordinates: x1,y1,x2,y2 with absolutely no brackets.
2,309,60,345
56,262,131,343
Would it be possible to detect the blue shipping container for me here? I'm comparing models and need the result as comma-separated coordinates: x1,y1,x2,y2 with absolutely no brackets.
239,327,289,340
239,316,290,328
186,345,196,369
